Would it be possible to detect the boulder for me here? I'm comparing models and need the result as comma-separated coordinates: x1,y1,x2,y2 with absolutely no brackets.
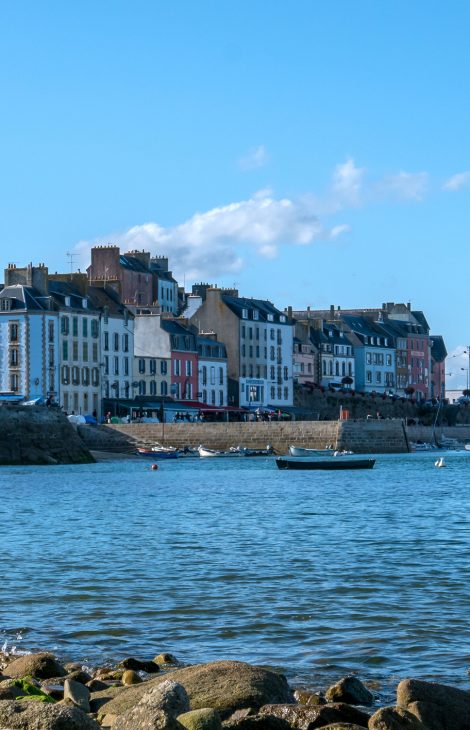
179,708,222,730
112,681,190,730
155,653,179,666
293,690,326,706
66,670,93,685
325,677,373,706
397,678,470,730
119,657,160,673
63,678,91,713
368,706,428,729
122,669,142,685
223,715,291,730
86,678,109,692
316,726,370,730
5,652,67,679
97,660,294,720
259,703,369,728
0,699,100,728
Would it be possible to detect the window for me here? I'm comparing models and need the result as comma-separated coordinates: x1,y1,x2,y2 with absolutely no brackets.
10,348,18,366
249,327,253,340
62,365,70,384
150,381,157,395
114,357,119,375
104,355,109,375
161,360,168,375
267,314,274,322
92,368,100,386
284,386,288,399
139,380,146,395
10,373,19,392
366,370,372,383
186,360,192,376
376,371,382,384
271,385,275,399
9,323,18,342
386,354,392,366
91,319,99,338
256,345,260,357
124,358,129,376
253,310,259,320
1,299,11,311
335,362,339,376
72,341,78,360
83,342,88,361
49,347,54,368
139,359,145,374
242,308,248,319
114,333,119,351
72,366,80,385
160,381,168,395
174,359,181,376
48,321,54,343
62,341,68,360
270,328,275,340
270,365,275,380
92,343,98,362
123,334,129,352
104,332,109,351
83,319,88,337
82,367,90,385
150,360,156,375
249,346,253,358
61,316,69,335
219,367,223,385
284,366,288,381
256,327,259,340
72,317,78,337
210,366,215,384
241,325,246,338
270,346,275,360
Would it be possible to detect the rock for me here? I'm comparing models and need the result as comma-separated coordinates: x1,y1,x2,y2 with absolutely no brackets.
67,670,93,685
0,699,100,728
293,690,326,706
179,708,222,730
4,652,67,680
97,660,294,721
86,678,110,692
226,709,256,722
63,678,91,713
112,681,190,730
223,715,291,730
120,657,160,673
122,669,142,685
155,653,179,666
397,678,470,730
369,706,428,729
316,726,369,730
259,703,369,728
325,677,373,706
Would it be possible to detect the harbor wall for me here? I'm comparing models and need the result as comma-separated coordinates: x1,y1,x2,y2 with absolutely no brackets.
100,418,410,454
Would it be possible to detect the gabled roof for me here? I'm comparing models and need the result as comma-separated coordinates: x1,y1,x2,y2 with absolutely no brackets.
0,284,51,312
430,335,447,361
222,295,288,324
48,281,99,312
87,286,134,318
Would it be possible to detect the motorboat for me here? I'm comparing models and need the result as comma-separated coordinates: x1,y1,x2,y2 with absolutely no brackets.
276,456,375,470
288,445,353,457
151,443,179,453
197,445,242,457
136,447,179,459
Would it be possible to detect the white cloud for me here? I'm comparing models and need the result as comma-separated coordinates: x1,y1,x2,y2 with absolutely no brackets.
443,171,470,191
329,224,351,239
238,145,269,171
331,158,365,205
377,171,429,201
76,190,339,281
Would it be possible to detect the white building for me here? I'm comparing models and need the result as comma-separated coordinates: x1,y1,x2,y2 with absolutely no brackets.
0,281,59,400
197,334,228,407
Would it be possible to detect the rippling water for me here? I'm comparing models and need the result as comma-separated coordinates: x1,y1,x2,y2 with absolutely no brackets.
1,451,470,700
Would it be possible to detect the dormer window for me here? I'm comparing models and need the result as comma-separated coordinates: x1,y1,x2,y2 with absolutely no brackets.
279,315,286,323
82,298,88,309
253,310,259,320
242,308,248,319
65,296,71,307
0,299,11,311
267,314,274,322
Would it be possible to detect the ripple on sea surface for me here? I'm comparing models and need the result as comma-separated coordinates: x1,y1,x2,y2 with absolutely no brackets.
1,452,470,695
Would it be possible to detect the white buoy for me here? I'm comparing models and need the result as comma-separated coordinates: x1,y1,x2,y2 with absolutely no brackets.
435,457,446,468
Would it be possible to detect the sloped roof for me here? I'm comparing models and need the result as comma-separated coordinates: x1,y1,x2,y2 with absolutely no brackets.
222,295,288,323
119,255,150,273
0,285,49,311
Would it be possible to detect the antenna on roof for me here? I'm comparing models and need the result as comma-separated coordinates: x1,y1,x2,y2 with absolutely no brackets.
66,252,78,276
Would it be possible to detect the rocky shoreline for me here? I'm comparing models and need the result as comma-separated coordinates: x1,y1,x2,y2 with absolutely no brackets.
0,648,467,729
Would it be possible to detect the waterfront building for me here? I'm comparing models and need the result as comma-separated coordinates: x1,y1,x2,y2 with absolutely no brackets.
197,334,228,407
430,335,447,400
340,315,396,394
308,320,355,389
292,323,318,386
133,313,172,399
0,265,59,401
188,286,294,409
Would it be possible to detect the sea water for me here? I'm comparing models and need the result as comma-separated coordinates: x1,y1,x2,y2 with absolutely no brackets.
1,451,470,701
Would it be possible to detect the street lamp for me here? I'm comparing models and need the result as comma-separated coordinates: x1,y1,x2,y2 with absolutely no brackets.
461,368,470,391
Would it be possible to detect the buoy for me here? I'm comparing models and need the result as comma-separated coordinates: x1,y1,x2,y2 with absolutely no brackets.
151,464,159,471
435,457,446,468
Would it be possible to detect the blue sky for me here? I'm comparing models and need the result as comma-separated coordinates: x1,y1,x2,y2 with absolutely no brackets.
1,2,469,383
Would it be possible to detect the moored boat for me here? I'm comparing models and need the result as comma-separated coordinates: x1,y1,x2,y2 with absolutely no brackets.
198,445,242,457
276,456,375,470
137,447,179,459
288,445,353,457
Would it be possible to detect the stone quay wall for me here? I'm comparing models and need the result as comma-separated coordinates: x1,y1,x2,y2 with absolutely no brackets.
103,418,410,454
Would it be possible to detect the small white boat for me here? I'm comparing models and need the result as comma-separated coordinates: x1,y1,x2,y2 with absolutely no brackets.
151,443,178,453
197,445,242,458
288,445,353,457
435,457,446,468
410,441,436,452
